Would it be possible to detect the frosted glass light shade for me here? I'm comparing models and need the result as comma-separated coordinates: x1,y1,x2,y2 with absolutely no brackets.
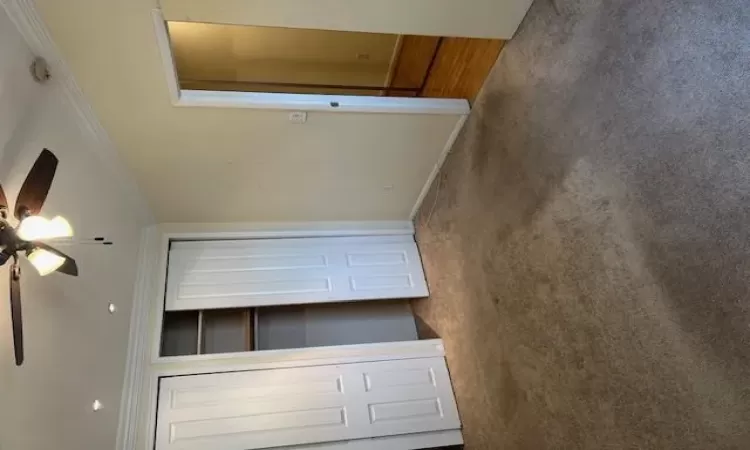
16,215,73,241
27,248,65,276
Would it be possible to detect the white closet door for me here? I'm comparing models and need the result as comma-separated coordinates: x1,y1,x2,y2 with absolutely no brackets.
165,236,428,311
155,357,460,450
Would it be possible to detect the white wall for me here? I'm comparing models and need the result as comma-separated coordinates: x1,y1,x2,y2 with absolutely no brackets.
168,22,399,88
31,0,473,223
0,7,37,158
0,7,149,450
161,0,534,39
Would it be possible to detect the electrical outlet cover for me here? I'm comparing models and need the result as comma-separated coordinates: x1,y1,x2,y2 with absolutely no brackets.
288,111,307,123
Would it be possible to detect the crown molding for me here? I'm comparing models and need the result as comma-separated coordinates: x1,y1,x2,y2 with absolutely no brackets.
0,0,153,225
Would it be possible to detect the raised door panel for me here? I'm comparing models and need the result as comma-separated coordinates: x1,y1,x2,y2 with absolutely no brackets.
165,236,428,311
155,357,461,450
156,365,364,450
356,358,461,436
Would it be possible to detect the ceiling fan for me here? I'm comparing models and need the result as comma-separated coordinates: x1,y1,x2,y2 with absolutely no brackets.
0,149,78,366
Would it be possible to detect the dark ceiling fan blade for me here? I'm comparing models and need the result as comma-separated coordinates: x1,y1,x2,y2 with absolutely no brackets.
9,259,23,366
0,181,7,211
14,149,58,220
33,242,78,276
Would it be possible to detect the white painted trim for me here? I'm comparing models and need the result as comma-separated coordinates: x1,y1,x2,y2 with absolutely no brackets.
150,8,470,116
0,0,153,225
410,113,468,219
155,339,446,368
151,9,180,104
158,220,415,239
278,430,463,450
178,89,470,114
149,228,172,364
142,372,161,450
115,226,161,450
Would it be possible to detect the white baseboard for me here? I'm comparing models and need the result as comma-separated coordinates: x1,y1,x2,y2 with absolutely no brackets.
410,113,468,220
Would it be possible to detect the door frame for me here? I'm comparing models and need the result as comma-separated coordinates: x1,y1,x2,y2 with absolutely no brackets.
119,223,460,450
152,9,470,115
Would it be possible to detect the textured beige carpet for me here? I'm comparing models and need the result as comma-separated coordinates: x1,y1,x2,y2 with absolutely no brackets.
412,0,750,448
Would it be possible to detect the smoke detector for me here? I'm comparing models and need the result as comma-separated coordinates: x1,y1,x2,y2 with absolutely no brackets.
30,57,50,84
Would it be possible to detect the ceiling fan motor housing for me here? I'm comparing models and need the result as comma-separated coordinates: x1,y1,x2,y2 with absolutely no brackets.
0,223,15,266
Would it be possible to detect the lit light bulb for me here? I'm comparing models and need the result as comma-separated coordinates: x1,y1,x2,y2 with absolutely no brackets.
48,216,73,238
16,216,49,241
27,248,65,276
16,215,73,241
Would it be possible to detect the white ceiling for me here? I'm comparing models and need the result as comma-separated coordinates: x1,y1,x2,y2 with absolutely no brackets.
31,0,530,224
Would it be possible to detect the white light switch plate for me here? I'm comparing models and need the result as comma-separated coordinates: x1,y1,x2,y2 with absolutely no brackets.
289,111,307,123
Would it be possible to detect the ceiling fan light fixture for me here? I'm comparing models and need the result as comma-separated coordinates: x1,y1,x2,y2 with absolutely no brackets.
16,215,73,241
1,149,81,365
48,216,73,238
16,215,48,241
27,248,66,276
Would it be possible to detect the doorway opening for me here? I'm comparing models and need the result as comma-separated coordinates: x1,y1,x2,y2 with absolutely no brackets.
164,20,503,104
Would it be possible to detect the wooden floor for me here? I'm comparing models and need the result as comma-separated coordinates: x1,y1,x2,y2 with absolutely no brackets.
386,35,442,97
422,38,505,103
387,36,505,102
